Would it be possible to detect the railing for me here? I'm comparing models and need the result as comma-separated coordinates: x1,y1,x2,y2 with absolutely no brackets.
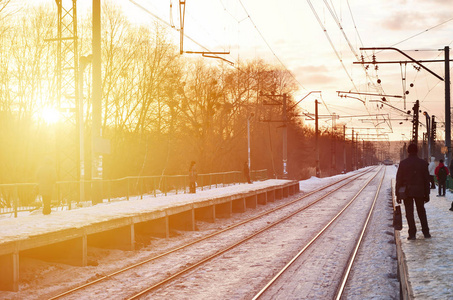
0,169,268,217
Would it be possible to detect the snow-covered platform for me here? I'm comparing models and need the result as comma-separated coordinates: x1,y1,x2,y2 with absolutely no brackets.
0,179,299,291
395,182,453,298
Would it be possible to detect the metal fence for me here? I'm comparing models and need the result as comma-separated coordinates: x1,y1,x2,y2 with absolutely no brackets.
0,169,268,217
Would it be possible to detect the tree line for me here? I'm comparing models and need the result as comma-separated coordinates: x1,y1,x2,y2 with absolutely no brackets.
0,1,377,191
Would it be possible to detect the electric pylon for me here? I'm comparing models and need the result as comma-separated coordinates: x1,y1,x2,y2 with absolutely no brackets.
54,0,79,203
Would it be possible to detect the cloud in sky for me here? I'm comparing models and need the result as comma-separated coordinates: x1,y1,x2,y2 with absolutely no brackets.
292,65,338,87
383,10,452,32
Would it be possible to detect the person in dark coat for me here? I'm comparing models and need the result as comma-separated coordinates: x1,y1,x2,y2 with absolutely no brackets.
243,162,252,184
435,159,449,196
188,161,197,193
396,143,431,240
36,158,57,215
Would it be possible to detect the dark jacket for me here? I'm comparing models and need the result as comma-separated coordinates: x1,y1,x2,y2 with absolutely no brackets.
396,153,430,199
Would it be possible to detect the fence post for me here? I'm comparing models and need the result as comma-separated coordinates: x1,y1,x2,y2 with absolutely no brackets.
14,185,18,218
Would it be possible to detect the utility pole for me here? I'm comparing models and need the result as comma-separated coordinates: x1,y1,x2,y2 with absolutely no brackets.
315,100,320,177
48,0,79,203
432,115,437,146
261,93,288,178
343,125,346,173
357,46,450,164
351,129,355,170
411,100,420,145
356,132,359,169
92,0,102,204
362,139,366,166
282,94,288,177
247,113,254,172
445,46,451,165
424,111,431,158
79,55,92,203
331,113,336,174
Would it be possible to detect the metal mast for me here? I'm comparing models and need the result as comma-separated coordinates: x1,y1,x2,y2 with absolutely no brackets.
55,0,79,202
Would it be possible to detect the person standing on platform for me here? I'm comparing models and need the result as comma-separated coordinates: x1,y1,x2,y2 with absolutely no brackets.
435,159,449,197
243,162,252,184
189,161,197,194
428,156,436,189
396,143,431,240
36,158,57,215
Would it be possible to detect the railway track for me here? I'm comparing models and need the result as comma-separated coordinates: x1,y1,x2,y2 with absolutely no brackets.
252,166,386,299
47,167,380,300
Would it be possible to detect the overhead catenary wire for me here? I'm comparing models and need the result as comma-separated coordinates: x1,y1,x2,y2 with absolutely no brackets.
317,1,414,136
322,0,384,96
129,0,239,64
389,17,453,49
307,0,383,135
237,0,307,91
306,0,358,93
345,0,363,48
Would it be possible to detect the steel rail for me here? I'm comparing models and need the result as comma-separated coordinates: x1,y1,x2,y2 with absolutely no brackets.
126,168,378,299
252,166,384,299
334,167,386,299
48,168,374,300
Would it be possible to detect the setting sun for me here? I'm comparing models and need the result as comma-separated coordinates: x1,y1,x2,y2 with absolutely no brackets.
40,107,60,125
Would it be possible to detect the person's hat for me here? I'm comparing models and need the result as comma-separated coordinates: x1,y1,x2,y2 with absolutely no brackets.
407,143,418,154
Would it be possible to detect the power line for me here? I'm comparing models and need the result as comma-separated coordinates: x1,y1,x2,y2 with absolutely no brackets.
129,0,236,63
390,17,453,48
306,0,358,92
345,0,363,48
322,0,384,96
237,0,306,90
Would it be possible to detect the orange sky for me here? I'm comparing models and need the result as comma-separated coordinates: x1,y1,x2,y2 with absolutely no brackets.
13,0,453,142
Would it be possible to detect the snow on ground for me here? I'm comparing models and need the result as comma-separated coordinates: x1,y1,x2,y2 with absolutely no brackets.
3,166,451,299
0,179,292,243
378,164,453,299
399,175,453,298
0,171,362,299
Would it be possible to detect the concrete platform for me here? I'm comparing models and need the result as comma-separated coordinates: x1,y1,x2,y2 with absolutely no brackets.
395,182,453,299
0,179,299,291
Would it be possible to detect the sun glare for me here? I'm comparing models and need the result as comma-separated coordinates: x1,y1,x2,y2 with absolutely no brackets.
41,107,60,125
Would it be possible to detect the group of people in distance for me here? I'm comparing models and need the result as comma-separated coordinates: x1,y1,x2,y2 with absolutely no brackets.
396,143,453,241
